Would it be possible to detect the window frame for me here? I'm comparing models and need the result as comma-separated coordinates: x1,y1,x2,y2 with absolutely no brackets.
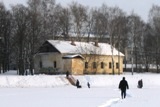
101,62,104,69
116,63,119,69
85,62,88,69
109,62,112,69
93,62,97,69
54,61,57,68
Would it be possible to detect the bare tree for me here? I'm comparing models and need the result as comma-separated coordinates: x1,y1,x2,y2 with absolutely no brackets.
54,5,72,40
11,4,30,75
107,6,126,74
40,0,58,39
143,24,154,72
127,12,144,74
0,3,11,73
27,0,44,75
92,4,109,42
112,16,128,74
69,2,88,41
86,8,94,42
148,5,160,73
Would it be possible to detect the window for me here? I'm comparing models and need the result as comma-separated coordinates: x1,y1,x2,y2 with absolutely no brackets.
93,62,97,68
39,61,42,68
109,62,112,69
116,63,119,69
101,62,104,69
54,61,57,68
85,62,88,68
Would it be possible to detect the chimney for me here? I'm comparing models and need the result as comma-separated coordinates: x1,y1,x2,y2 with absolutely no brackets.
95,41,99,47
71,40,76,46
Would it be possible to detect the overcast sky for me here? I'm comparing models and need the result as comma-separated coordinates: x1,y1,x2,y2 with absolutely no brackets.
1,0,160,22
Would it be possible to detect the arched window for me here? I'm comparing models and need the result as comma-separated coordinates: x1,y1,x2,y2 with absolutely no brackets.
85,62,88,68
101,62,104,69
109,62,112,69
54,61,57,68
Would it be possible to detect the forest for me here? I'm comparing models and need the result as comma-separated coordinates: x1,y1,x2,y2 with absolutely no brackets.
0,0,160,75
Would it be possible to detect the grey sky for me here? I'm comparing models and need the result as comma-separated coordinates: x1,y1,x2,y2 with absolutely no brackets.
1,0,160,22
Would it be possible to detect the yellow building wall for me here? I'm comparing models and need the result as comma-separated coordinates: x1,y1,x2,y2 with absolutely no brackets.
34,53,124,75
82,55,124,74
71,58,84,75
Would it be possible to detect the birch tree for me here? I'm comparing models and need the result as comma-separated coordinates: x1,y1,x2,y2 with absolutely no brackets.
0,3,11,73
148,5,160,73
107,6,126,74
70,2,88,41
11,5,29,75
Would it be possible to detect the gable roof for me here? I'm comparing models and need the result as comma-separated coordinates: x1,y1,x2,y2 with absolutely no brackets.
47,40,124,56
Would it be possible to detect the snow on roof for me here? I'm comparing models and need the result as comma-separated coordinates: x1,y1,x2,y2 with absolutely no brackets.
62,54,84,59
47,40,124,56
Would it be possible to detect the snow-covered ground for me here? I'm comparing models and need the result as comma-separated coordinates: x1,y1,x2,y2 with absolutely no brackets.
0,70,160,107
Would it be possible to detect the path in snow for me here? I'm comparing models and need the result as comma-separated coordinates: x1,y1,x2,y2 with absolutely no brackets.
98,98,120,107
98,90,132,107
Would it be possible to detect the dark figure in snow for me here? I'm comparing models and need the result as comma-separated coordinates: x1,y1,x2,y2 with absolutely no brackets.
25,70,28,75
76,79,81,88
137,79,143,88
87,82,90,88
66,71,69,78
119,77,129,99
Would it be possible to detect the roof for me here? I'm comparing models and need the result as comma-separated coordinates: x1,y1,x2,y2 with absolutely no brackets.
62,54,84,59
47,40,124,56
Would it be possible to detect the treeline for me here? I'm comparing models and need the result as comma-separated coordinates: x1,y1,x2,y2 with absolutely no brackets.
0,0,160,75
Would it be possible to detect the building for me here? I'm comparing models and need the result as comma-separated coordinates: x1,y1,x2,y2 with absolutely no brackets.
34,40,124,75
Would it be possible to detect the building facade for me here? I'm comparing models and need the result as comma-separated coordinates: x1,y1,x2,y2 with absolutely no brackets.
34,40,124,75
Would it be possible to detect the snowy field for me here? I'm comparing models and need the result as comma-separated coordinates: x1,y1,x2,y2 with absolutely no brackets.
0,71,160,107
